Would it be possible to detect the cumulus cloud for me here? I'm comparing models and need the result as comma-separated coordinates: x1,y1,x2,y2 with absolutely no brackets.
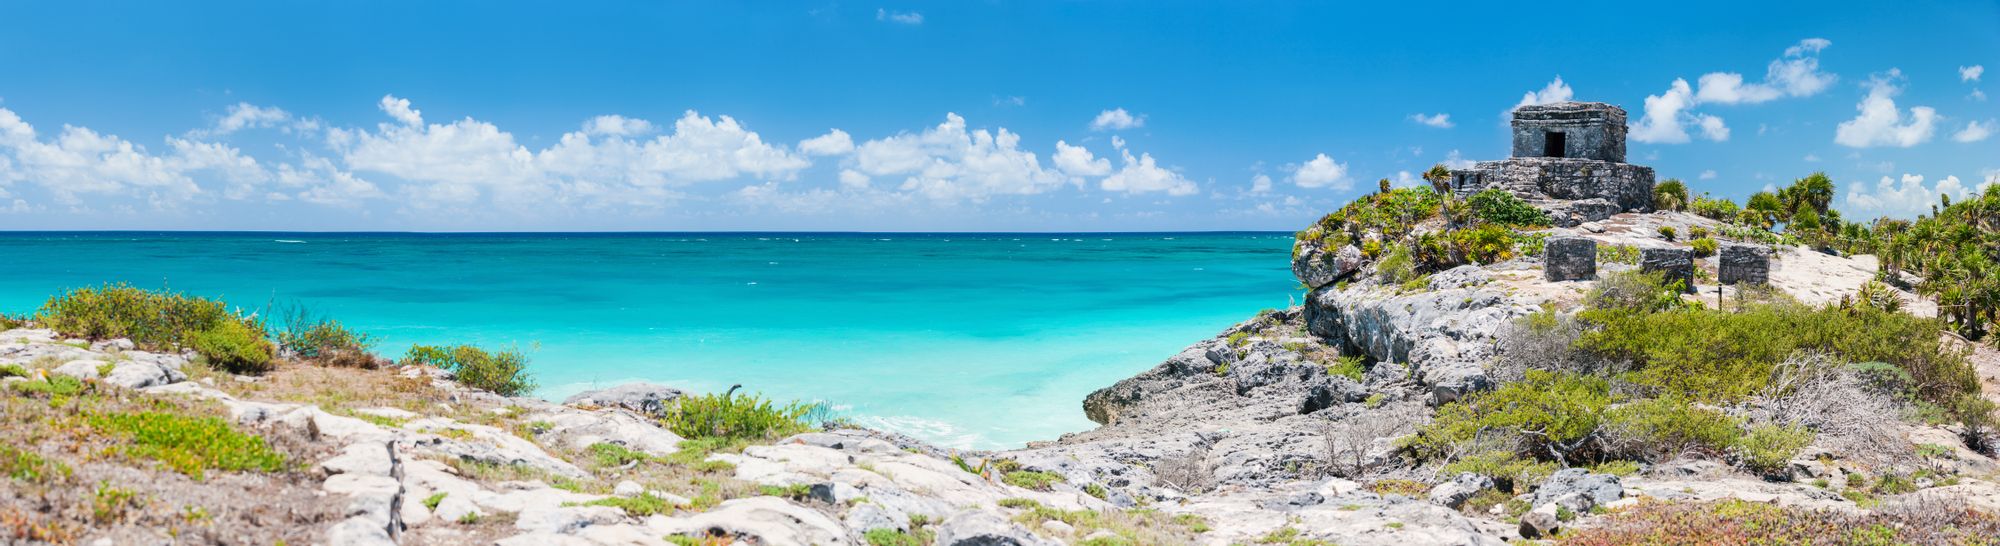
1089,108,1144,131
0,106,272,204
1409,113,1453,128
1515,76,1574,109
1051,140,1111,177
876,8,923,25
1841,173,1993,218
1963,65,1985,82
1441,150,1475,169
378,95,423,126
1635,39,1834,144
1956,120,1995,143
205,103,296,136
1250,173,1272,193
1699,169,1718,180
1289,153,1350,190
1834,70,1939,148
583,115,654,137
798,129,855,156
850,113,1064,201
1100,141,1196,196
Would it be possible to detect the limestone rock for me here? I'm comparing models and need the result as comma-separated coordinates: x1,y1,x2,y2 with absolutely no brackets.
1293,244,1365,289
1518,503,1561,539
51,359,105,380
514,505,625,534
562,382,685,416
1428,472,1494,509
1532,468,1622,512
655,497,851,546
932,510,1059,546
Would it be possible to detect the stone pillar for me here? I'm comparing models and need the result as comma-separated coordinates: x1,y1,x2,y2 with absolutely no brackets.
1543,237,1597,281
1641,247,1695,293
1718,243,1771,285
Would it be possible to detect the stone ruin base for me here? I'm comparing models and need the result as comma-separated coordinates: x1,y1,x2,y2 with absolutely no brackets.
1719,243,1771,285
1544,237,1597,282
1450,157,1656,213
1641,247,1695,293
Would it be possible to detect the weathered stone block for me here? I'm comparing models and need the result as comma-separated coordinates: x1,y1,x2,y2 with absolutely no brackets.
1510,102,1628,163
1449,158,1656,212
1543,237,1597,282
1640,247,1695,293
1718,243,1770,285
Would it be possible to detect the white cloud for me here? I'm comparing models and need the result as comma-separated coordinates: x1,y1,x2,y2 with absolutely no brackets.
1834,70,1939,148
1954,119,1994,143
1963,65,1986,82
1695,38,1837,104
851,113,1064,202
1631,79,1701,144
1101,144,1196,196
1051,140,1111,177
1636,39,1832,144
1515,76,1574,109
1089,108,1145,131
583,115,654,137
1391,170,1424,188
1973,89,1990,102
1250,173,1272,193
1409,113,1453,128
1289,153,1350,190
1804,153,1821,162
274,153,383,207
837,169,871,189
798,129,855,156
876,8,923,24
1699,169,1718,180
0,106,274,204
1841,173,1993,218
207,103,294,136
378,95,423,126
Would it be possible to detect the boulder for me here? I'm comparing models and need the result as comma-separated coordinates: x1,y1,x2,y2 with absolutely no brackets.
1532,468,1623,512
1518,503,1562,539
656,497,850,546
104,361,186,389
1718,243,1770,285
931,510,1059,546
1293,244,1365,289
1428,472,1494,509
1640,247,1695,293
562,382,685,416
1543,237,1597,282
1296,378,1367,415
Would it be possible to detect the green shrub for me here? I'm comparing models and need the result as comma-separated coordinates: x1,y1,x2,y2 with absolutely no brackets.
274,304,377,367
1690,195,1740,221
1449,223,1519,264
864,528,925,546
1688,225,1711,239
1467,189,1551,227
662,390,815,441
1,445,72,484
1405,371,1613,464
1732,424,1813,475
587,442,651,467
190,320,277,374
1327,355,1365,382
1604,396,1742,459
1689,237,1718,258
1376,244,1417,285
0,364,27,379
38,284,272,373
1002,470,1063,490
1653,179,1689,211
403,344,537,396
1598,244,1642,265
10,375,87,397
1657,226,1677,241
585,492,681,516
85,410,287,480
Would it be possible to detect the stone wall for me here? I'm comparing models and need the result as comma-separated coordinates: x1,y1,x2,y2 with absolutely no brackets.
1510,102,1628,163
1719,244,1771,285
1641,247,1695,293
1543,237,1597,282
1450,158,1655,212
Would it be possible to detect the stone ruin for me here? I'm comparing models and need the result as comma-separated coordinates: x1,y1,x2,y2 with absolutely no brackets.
1718,243,1771,285
1543,237,1597,282
1641,247,1695,293
1445,102,1657,227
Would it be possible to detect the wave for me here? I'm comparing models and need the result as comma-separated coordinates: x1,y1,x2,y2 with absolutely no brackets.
273,239,306,244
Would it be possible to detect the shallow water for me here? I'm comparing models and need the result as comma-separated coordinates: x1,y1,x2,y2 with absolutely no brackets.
0,232,1296,448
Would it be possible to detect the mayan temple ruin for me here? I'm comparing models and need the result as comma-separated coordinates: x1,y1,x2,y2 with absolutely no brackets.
1446,101,1658,226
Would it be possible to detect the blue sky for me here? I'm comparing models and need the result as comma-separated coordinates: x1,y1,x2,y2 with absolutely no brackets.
0,1,1994,231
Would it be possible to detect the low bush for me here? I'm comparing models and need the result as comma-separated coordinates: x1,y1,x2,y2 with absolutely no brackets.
274,304,378,368
191,320,277,374
403,344,537,396
1,445,72,484
1653,180,1689,212
38,284,273,373
1690,195,1739,221
1467,189,1551,227
1326,355,1365,382
662,389,815,441
585,492,680,516
85,410,288,480
1689,237,1718,258
1002,470,1063,490
1404,371,1615,465
1558,498,2000,545
1657,226,1677,241
1603,396,1741,461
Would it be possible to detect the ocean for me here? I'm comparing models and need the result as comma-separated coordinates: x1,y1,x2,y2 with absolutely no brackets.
0,232,1297,449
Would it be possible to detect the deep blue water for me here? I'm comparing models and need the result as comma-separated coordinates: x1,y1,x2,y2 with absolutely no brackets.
0,232,1297,448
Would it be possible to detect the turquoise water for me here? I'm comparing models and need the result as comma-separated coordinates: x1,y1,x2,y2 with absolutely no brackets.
0,232,1295,448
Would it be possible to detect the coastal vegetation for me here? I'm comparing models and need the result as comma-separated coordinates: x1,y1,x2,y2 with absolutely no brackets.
403,344,537,396
37,284,274,373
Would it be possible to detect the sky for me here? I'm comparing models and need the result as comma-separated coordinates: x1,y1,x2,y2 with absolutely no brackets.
0,1,1995,232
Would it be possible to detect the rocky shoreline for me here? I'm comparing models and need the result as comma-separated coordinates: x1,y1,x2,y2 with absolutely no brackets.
4,208,2000,545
